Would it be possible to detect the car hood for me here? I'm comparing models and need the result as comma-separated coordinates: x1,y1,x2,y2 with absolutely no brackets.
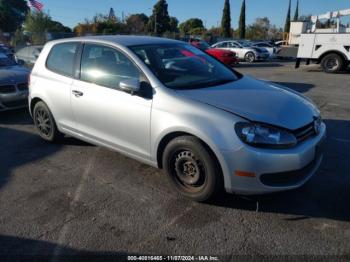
249,47,268,53
0,66,29,85
176,76,319,130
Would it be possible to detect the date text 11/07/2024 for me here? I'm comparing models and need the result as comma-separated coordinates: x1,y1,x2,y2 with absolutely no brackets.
127,256,220,261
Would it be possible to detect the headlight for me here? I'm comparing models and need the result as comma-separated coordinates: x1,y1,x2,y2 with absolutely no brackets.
235,122,297,149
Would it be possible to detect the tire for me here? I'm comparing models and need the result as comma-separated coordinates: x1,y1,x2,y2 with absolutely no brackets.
321,53,344,73
162,136,223,202
244,52,256,63
33,101,63,142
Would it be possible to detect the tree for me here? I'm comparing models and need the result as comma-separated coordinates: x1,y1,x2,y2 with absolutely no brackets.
11,28,29,47
179,18,204,34
238,0,246,39
246,17,271,40
0,0,29,32
221,0,231,38
148,0,170,34
24,11,72,44
169,17,179,32
268,25,283,40
108,8,117,22
24,11,53,44
126,13,149,34
74,20,94,36
74,14,126,36
284,0,291,33
299,14,312,22
293,0,299,21
48,21,72,33
207,27,221,37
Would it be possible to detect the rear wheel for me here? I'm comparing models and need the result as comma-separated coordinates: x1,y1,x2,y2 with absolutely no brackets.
321,53,344,73
33,101,63,142
244,52,256,63
162,136,223,202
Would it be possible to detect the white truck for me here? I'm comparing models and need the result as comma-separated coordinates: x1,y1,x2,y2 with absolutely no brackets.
293,9,350,73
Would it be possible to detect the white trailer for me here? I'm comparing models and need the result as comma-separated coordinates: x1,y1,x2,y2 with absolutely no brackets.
294,9,350,73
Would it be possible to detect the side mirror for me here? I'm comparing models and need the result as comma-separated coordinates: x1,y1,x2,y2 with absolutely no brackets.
119,78,140,95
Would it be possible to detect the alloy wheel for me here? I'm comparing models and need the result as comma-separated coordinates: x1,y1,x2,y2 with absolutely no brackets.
245,53,255,63
35,108,52,137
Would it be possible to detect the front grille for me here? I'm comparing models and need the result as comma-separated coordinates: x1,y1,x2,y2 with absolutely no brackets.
293,122,316,143
2,99,27,108
17,83,28,91
0,85,16,94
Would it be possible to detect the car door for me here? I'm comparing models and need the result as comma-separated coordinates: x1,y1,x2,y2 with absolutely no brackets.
228,43,244,59
71,43,152,160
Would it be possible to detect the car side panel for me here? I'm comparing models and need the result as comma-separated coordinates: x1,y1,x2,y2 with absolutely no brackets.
30,43,76,132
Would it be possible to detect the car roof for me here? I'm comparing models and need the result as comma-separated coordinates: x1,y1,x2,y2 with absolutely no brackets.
48,35,181,47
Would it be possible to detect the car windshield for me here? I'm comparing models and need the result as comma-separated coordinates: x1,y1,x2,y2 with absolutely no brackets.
197,42,210,51
130,43,239,90
0,53,16,67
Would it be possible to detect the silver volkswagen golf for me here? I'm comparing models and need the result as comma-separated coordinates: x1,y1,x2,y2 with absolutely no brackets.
29,36,326,201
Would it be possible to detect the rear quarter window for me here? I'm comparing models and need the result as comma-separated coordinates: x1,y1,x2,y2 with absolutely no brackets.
46,42,79,77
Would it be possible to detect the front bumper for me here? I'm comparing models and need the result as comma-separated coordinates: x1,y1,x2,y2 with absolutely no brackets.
220,57,239,66
256,53,270,60
0,91,29,111
221,122,326,195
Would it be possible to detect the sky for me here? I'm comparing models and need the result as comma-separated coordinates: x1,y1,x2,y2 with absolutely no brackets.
39,0,350,29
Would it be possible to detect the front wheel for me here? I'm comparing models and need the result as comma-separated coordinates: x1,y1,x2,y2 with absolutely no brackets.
244,52,256,63
33,101,63,142
162,136,223,202
321,53,344,73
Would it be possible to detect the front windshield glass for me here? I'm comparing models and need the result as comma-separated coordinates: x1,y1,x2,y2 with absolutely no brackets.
130,43,239,89
0,53,16,67
198,42,210,51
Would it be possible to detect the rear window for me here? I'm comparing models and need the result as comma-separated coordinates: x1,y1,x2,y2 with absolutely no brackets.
46,42,79,77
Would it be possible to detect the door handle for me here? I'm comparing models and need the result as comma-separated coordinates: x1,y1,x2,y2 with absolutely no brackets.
72,90,84,97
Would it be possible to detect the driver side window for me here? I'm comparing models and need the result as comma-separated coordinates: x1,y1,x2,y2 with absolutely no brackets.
217,43,227,48
81,44,140,90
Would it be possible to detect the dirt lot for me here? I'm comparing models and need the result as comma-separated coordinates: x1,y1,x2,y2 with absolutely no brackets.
0,61,349,260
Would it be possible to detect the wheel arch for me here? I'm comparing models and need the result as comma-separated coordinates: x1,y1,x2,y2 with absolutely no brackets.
30,97,44,116
318,50,347,63
156,131,224,179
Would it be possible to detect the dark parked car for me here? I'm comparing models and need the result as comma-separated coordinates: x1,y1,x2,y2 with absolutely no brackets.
0,44,14,60
0,53,30,111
